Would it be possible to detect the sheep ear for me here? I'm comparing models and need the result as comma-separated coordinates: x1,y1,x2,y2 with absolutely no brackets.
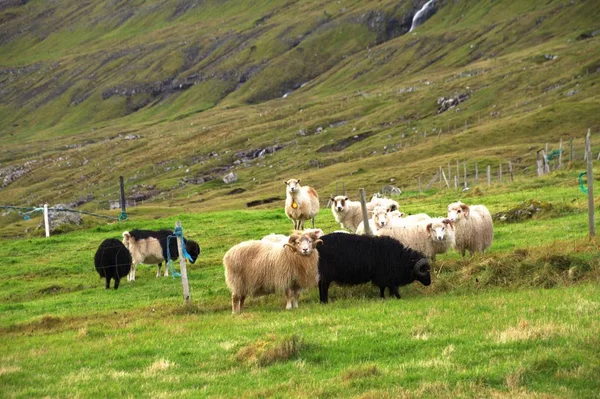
426,223,432,233
442,218,454,229
297,179,301,184
284,180,289,185
344,196,348,201
330,196,335,202
461,204,470,218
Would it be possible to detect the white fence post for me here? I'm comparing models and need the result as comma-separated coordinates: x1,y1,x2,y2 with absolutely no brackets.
44,204,50,238
175,221,191,304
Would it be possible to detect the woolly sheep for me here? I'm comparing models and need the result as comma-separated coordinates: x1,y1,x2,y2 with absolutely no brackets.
284,179,320,230
330,195,364,232
447,201,493,256
378,218,455,260
261,229,324,244
356,206,390,235
94,238,132,290
224,230,323,313
317,233,431,303
122,229,200,281
369,194,400,213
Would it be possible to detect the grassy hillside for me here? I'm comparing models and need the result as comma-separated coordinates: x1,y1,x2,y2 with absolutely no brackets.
0,0,599,231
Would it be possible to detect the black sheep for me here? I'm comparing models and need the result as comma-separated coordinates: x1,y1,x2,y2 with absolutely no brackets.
94,238,132,290
317,233,431,303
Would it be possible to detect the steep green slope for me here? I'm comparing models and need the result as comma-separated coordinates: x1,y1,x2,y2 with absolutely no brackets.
0,0,599,231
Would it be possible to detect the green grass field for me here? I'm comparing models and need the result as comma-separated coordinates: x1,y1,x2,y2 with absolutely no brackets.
1,175,599,398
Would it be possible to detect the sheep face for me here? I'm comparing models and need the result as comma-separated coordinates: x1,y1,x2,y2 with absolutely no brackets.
285,179,301,194
331,195,349,212
413,258,432,286
447,201,470,222
426,219,453,241
372,206,389,229
285,232,322,256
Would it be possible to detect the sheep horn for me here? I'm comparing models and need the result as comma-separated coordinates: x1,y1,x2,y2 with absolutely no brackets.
313,239,323,247
284,243,296,252
415,258,430,276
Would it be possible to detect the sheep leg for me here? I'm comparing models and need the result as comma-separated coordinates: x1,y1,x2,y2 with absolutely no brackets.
379,286,386,298
239,295,246,312
318,281,330,304
292,289,300,309
105,277,111,289
156,263,162,277
231,294,241,314
163,262,169,277
391,286,401,299
114,277,120,290
311,218,315,229
285,288,293,310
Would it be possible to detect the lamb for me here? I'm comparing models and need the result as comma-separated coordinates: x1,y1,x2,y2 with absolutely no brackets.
356,206,391,235
378,218,455,260
447,201,493,256
122,229,201,281
330,195,364,232
317,233,431,303
284,179,320,230
94,238,132,290
224,230,322,313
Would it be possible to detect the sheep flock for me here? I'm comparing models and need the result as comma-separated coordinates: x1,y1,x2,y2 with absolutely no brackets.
92,177,494,314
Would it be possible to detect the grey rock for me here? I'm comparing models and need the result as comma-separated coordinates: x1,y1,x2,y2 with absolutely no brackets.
222,172,238,184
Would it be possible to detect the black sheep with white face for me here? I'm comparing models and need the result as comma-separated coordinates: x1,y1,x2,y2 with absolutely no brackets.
94,238,132,290
317,233,431,303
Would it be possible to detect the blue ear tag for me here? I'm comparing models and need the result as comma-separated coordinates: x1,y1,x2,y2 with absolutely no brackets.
23,215,30,221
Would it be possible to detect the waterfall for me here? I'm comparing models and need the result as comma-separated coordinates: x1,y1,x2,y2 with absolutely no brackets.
409,0,435,32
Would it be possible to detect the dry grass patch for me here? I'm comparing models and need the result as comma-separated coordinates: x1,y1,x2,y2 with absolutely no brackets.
341,364,380,381
492,319,572,343
235,334,302,367
144,358,176,376
0,366,21,376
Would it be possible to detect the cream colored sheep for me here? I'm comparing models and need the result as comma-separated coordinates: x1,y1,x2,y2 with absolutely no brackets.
356,206,390,235
369,195,400,213
447,201,493,256
261,229,324,244
284,179,320,230
388,213,431,228
378,218,455,260
224,230,322,314
330,195,364,232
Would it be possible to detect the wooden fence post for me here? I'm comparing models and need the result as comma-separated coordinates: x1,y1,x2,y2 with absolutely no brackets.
119,176,127,219
175,221,191,304
418,177,422,193
359,189,373,236
570,138,574,162
448,162,451,181
487,165,491,186
454,175,458,189
441,168,450,188
558,139,563,169
509,161,514,182
475,163,479,184
585,130,595,236
463,161,467,189
439,167,443,190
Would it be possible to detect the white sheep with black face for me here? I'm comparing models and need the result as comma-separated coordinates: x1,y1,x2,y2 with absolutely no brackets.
447,201,493,256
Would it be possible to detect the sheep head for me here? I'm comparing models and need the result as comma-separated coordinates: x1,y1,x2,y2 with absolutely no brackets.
413,258,431,286
372,206,389,229
284,231,322,256
447,201,470,222
331,195,349,212
184,239,201,264
426,221,449,241
285,178,301,194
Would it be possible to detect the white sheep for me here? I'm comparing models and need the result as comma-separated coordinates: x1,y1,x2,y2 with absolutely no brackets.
224,230,322,313
378,218,455,260
369,194,400,213
330,195,364,232
356,206,390,235
447,201,493,256
284,179,320,230
388,213,431,228
261,228,324,245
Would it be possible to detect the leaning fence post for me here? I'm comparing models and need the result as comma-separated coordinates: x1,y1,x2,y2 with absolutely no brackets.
585,130,595,237
359,188,373,236
43,203,50,238
175,221,191,304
